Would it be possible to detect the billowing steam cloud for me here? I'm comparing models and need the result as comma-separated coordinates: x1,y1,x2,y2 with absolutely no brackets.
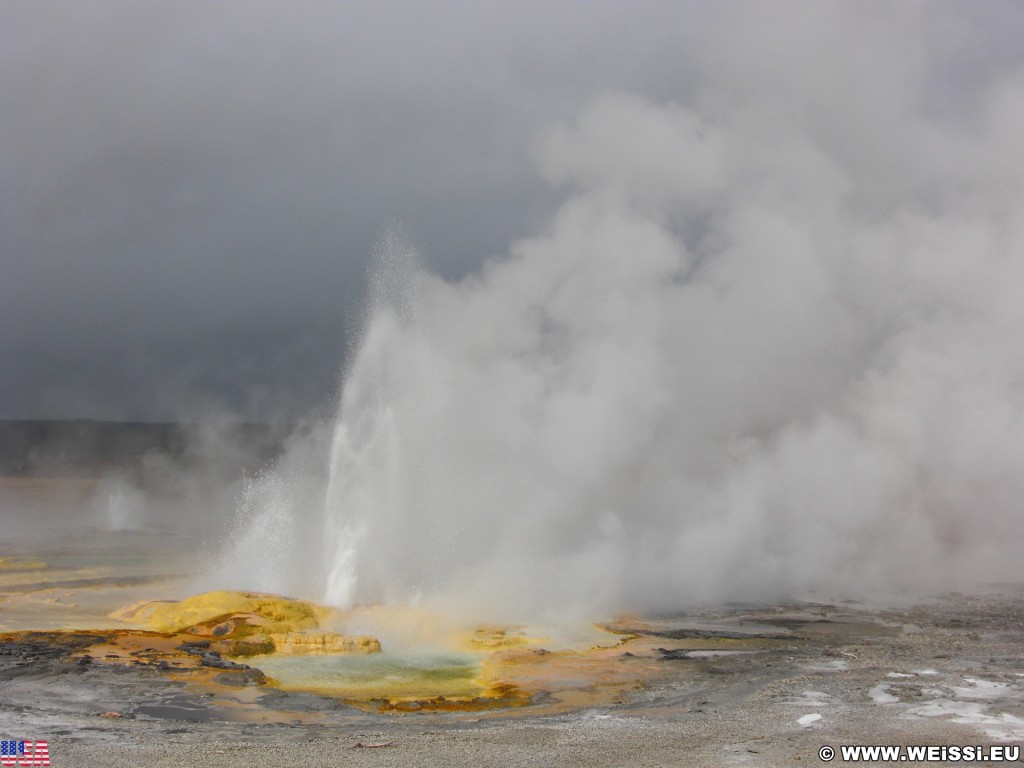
218,4,1024,622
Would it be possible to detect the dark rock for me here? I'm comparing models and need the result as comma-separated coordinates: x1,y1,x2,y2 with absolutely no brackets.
210,635,274,657
213,668,268,686
199,652,249,670
257,690,347,711
656,648,691,660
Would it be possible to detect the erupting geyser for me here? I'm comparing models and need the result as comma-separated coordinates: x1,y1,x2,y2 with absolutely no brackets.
221,11,1024,624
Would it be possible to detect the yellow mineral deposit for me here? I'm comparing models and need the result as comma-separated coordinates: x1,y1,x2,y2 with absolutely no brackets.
463,625,532,650
88,590,674,715
108,590,380,658
110,590,335,635
0,557,46,571
269,631,380,654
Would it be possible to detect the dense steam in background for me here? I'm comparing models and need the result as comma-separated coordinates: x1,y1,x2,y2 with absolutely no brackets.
205,4,1024,622
5,3,1021,623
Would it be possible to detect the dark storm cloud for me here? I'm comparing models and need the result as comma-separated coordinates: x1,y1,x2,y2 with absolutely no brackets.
0,0,704,420
3,1,1022,420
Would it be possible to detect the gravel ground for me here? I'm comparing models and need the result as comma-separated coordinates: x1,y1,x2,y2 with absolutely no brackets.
3,587,1023,766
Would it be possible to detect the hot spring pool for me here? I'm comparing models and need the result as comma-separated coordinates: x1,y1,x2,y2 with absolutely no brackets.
252,650,488,700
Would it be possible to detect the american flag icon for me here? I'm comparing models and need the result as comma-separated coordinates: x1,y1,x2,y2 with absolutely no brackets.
0,740,49,767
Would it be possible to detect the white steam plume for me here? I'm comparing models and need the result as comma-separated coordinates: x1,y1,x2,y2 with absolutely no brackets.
223,4,1024,621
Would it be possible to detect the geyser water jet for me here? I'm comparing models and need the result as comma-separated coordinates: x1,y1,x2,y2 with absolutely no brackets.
223,5,1024,623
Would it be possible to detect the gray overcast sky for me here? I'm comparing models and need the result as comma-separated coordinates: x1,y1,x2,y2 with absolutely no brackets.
2,1,1021,421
